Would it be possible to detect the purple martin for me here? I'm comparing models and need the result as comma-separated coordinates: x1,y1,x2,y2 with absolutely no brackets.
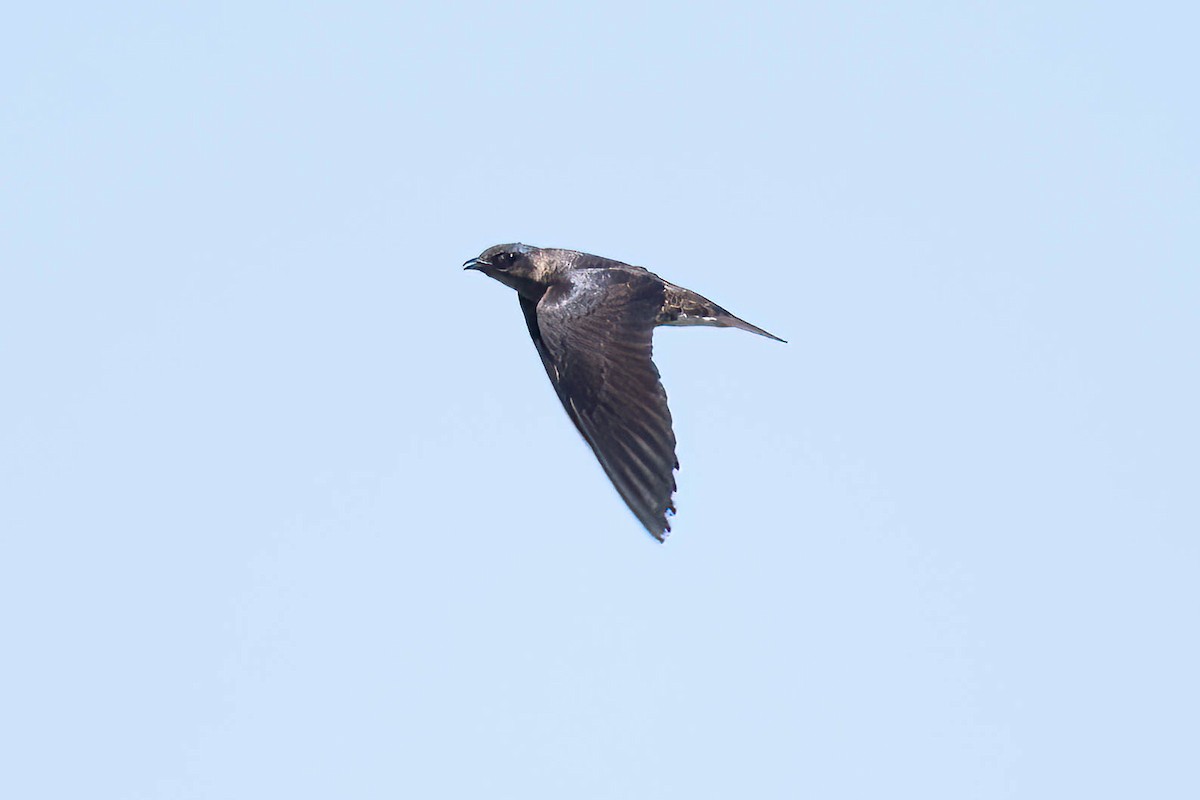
464,243,783,541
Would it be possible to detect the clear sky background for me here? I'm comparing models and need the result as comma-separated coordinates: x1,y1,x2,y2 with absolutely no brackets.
2,3,1197,798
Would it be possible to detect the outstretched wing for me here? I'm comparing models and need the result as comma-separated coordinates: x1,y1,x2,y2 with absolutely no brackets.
519,271,678,540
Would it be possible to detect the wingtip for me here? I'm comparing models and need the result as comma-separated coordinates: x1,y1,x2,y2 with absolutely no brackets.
654,502,676,542
641,519,668,542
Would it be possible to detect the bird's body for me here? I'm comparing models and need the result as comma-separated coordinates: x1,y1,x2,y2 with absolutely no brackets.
465,243,783,540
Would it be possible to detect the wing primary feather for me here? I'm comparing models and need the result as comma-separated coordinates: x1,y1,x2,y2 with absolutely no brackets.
525,274,679,540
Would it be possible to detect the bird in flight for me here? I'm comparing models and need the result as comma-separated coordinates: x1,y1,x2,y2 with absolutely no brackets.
464,243,783,541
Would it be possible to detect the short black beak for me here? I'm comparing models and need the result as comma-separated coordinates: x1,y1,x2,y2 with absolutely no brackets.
463,258,489,271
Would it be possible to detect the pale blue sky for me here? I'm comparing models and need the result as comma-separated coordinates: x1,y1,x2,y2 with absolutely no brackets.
2,2,1197,798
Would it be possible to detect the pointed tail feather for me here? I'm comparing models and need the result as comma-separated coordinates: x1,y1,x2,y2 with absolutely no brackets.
659,283,786,342
721,311,786,343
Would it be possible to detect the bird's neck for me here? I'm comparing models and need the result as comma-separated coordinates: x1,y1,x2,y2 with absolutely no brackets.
493,272,550,303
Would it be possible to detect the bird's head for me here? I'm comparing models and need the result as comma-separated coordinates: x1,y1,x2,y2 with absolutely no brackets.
463,243,546,297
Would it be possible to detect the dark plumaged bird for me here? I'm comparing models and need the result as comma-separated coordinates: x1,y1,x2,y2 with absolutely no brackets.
464,243,784,541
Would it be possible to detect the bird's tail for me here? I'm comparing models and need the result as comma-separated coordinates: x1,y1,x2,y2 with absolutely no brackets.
660,285,786,342
720,312,786,343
